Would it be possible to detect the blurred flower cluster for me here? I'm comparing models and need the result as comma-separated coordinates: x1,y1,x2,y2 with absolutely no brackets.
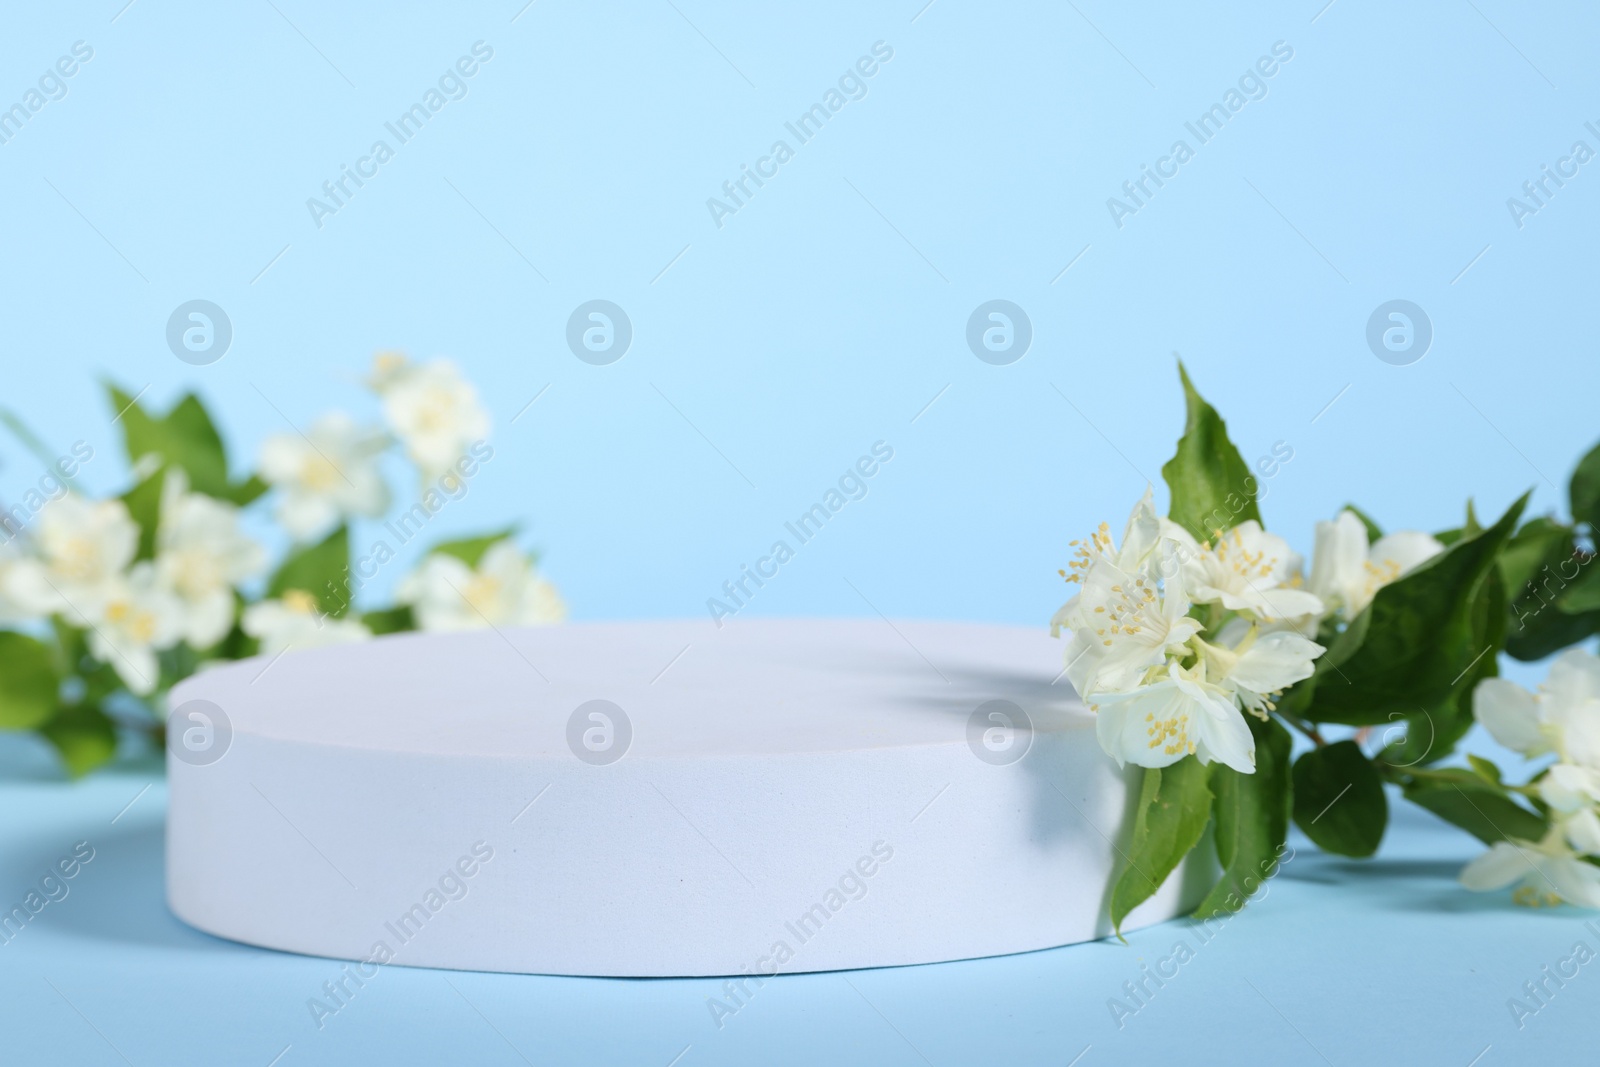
0,354,562,776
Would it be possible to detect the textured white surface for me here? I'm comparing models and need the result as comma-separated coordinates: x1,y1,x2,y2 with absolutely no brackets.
166,619,1209,976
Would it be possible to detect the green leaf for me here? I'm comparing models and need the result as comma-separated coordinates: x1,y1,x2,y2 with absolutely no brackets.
1501,517,1574,592
1160,362,1261,541
40,704,118,778
1385,560,1506,766
120,468,165,562
1466,754,1502,784
268,525,351,617
1194,717,1291,916
1381,699,1473,771
1496,517,1600,660
1570,438,1600,532
1300,493,1527,725
0,632,60,729
1436,501,1484,547
1507,601,1600,661
1557,565,1600,614
1291,740,1386,857
1403,772,1546,845
209,599,260,661
1109,757,1212,932
362,605,415,635
107,383,232,497
222,474,270,507
429,529,516,568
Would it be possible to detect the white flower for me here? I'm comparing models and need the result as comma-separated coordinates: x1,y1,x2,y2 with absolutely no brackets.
1093,661,1256,773
365,351,414,393
372,356,490,478
396,541,564,632
259,412,390,541
1198,619,1324,718
0,537,40,624
7,495,138,617
1540,763,1600,815
1058,542,1203,696
1562,806,1600,855
1460,830,1600,909
1474,649,1600,768
242,590,371,658
1538,766,1600,858
155,472,267,648
1306,510,1444,622
1052,488,1164,607
1054,492,1202,694
1052,492,1332,775
87,563,184,696
1172,520,1325,622
1469,649,1600,903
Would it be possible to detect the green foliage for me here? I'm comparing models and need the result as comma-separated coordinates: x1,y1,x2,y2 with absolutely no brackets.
1403,767,1548,846
0,633,60,729
1466,753,1502,784
1569,439,1600,533
229,474,270,507
1499,517,1600,660
1559,566,1600,613
1292,740,1387,857
1296,494,1526,725
105,383,260,503
1383,560,1506,767
1109,758,1212,933
210,612,259,662
1136,367,1600,918
268,525,352,617
1160,362,1261,541
429,529,516,568
1,363,540,780
1195,717,1292,916
362,605,416,635
121,467,165,562
40,704,118,778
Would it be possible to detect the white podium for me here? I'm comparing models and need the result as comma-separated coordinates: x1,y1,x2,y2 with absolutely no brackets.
166,619,1207,976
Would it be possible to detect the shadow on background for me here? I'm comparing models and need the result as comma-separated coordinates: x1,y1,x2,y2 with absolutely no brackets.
7,808,247,956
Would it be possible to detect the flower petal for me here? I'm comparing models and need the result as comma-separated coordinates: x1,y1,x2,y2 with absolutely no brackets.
1542,650,1600,767
1094,679,1192,770
1459,842,1530,891
1307,511,1368,610
1540,855,1600,909
1565,808,1600,855
1247,586,1325,622
1173,674,1255,773
1369,529,1445,577
1229,631,1325,694
1117,486,1162,569
1545,648,1600,707
1473,677,1545,755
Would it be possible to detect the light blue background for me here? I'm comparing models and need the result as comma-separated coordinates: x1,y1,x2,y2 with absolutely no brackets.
2,0,1597,1062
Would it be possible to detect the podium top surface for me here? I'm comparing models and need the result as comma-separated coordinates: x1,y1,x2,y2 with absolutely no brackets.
171,618,1089,759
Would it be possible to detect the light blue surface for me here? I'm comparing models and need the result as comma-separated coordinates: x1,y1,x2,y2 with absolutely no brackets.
2,0,1598,1062
2,738,1597,1065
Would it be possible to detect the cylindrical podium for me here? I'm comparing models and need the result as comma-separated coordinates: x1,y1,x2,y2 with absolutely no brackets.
166,619,1206,976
